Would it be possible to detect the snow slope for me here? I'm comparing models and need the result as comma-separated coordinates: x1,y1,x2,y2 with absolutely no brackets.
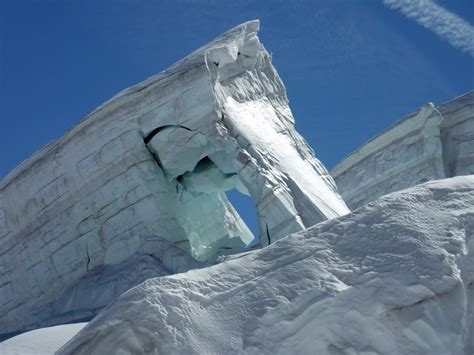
59,176,474,354
0,323,86,355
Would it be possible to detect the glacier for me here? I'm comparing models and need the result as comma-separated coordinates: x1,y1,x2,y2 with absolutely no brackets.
332,91,474,209
0,20,349,337
59,176,474,355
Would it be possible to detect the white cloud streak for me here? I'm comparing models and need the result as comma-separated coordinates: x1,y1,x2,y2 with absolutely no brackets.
383,0,474,56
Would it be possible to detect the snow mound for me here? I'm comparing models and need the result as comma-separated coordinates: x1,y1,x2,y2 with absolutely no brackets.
59,176,474,355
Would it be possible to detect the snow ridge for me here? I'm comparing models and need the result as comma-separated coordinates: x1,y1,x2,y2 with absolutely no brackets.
59,176,474,355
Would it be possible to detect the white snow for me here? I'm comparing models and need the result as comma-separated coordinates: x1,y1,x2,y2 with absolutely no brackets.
59,176,474,354
0,323,86,355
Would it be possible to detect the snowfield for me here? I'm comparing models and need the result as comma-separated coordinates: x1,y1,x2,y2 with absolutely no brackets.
58,176,474,354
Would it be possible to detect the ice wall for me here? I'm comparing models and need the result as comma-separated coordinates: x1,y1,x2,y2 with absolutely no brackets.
332,91,474,209
0,20,348,336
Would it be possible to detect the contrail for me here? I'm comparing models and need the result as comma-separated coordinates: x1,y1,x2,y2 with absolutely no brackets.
383,0,474,57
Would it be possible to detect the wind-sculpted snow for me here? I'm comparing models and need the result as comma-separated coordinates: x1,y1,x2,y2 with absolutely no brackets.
59,176,474,355
0,20,348,336
332,91,474,209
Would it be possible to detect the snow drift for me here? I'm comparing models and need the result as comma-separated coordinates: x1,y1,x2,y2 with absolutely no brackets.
59,176,474,355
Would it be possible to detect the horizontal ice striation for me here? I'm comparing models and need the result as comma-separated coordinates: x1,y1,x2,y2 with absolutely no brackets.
332,91,474,209
59,176,474,355
23,237,202,333
0,20,348,336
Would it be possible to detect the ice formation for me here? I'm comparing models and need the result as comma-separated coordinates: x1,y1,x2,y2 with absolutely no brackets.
332,91,474,209
0,20,349,336
59,176,474,355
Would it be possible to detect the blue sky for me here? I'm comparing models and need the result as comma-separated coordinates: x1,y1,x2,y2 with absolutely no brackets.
0,0,473,234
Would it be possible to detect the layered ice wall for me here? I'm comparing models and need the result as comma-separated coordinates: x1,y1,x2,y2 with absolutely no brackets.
0,20,348,336
332,91,474,209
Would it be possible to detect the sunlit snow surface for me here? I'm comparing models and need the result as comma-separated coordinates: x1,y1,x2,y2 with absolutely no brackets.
59,176,473,354
0,323,86,355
